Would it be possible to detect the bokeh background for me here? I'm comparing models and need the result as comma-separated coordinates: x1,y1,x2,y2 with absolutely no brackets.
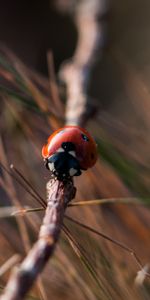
0,0,150,299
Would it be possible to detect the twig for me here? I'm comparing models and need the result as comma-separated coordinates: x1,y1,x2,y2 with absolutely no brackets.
59,0,109,126
0,179,76,300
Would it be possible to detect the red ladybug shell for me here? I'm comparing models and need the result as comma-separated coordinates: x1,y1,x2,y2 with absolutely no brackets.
42,126,97,170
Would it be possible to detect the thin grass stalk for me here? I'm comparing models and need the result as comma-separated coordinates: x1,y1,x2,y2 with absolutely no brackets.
0,162,46,209
69,197,142,207
0,138,31,253
0,179,76,300
10,165,47,208
65,215,150,278
62,225,112,300
0,146,47,299
0,255,21,277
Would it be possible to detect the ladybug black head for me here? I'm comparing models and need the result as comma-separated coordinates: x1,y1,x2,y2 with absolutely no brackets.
44,144,81,181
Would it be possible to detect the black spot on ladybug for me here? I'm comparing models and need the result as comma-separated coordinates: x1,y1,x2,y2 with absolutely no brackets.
61,142,76,152
81,134,89,142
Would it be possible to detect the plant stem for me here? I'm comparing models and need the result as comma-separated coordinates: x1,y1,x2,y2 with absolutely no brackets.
0,179,76,300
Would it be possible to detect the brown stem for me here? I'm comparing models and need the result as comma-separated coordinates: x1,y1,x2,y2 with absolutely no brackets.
0,179,76,300
59,0,109,126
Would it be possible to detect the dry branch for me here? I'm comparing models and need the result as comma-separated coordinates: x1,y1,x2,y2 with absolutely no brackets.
0,179,76,300
59,0,109,126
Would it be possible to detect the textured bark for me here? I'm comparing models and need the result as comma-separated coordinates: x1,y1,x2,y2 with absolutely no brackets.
0,179,76,300
59,0,109,126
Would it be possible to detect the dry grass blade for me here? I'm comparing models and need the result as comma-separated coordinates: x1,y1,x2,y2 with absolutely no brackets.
0,254,21,277
0,45,62,130
10,165,47,208
0,206,25,218
0,162,46,209
12,62,61,130
62,225,105,292
0,138,31,253
3,98,41,157
0,137,49,300
12,207,44,216
4,206,43,218
65,215,150,278
47,51,64,115
0,140,46,299
0,206,44,218
69,197,143,207
36,278,48,300
0,179,76,300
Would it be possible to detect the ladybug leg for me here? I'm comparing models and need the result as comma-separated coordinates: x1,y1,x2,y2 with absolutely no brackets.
68,156,81,177
44,158,50,171
45,155,58,172
70,168,81,176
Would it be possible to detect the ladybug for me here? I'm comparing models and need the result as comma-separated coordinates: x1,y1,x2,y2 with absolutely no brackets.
42,125,97,181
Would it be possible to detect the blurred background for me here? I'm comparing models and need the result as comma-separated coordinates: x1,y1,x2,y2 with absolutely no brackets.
0,0,150,299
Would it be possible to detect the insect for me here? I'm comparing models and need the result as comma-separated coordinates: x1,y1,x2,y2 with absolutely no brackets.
42,125,98,180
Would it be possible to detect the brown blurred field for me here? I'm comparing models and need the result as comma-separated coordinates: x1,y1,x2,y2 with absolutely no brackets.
0,1,150,299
